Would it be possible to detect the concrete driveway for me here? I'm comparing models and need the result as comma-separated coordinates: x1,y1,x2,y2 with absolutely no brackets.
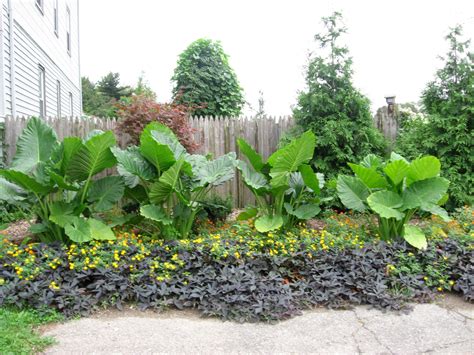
43,296,473,354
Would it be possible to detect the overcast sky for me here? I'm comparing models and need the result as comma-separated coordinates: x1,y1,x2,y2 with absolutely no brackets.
79,0,474,115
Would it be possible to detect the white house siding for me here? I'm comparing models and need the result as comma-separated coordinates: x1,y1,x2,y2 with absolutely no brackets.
1,2,12,114
1,0,81,118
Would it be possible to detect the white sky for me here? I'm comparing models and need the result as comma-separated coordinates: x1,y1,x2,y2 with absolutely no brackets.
79,0,474,115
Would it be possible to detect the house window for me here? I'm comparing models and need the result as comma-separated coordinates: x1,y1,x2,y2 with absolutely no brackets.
66,7,71,55
35,0,44,14
54,0,59,35
38,66,46,118
69,92,73,116
56,81,61,117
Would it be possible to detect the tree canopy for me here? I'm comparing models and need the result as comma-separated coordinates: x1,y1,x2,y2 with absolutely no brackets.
397,25,474,209
293,12,386,177
171,39,244,117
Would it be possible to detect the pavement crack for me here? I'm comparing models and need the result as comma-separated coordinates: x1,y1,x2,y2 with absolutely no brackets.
350,321,363,354
423,338,472,353
352,310,394,355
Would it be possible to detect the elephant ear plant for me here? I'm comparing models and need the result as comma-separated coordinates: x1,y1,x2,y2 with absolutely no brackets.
112,122,236,239
337,153,450,249
0,117,123,243
236,131,324,232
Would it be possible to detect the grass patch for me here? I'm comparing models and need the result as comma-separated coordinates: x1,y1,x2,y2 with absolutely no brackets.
0,307,63,354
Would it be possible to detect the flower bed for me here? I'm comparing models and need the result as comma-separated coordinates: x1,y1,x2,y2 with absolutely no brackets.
1,211,472,322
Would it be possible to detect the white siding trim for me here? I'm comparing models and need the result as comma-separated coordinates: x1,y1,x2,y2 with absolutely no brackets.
76,0,82,114
0,0,5,118
7,0,16,117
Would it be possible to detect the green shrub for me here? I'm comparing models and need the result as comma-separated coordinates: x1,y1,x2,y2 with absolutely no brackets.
337,153,450,249
199,194,233,223
396,25,474,209
236,131,325,232
0,117,122,243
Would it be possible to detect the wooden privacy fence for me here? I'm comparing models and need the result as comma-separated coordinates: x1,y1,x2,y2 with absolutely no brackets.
1,115,294,207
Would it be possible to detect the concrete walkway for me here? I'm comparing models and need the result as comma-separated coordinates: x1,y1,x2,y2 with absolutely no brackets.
43,296,473,354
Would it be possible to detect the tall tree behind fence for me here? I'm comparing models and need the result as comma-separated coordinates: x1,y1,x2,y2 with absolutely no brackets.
1,115,294,207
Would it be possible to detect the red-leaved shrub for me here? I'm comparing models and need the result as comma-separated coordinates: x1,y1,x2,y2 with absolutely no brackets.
115,94,199,152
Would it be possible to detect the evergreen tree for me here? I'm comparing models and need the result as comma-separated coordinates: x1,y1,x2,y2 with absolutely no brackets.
397,25,474,209
293,12,386,177
97,72,132,101
81,77,112,117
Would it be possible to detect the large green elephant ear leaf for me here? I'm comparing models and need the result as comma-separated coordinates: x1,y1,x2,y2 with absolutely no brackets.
112,146,156,188
65,217,92,243
66,131,116,181
360,154,383,169
140,204,172,225
87,176,125,212
151,130,187,160
402,177,450,210
367,191,404,220
268,130,316,169
236,161,269,192
49,201,77,227
237,138,265,172
0,170,52,195
421,203,451,221
88,219,115,240
11,117,58,173
59,137,83,175
64,217,115,243
143,121,186,160
299,164,321,194
149,159,186,204
237,207,258,221
192,152,236,188
0,177,26,203
403,225,427,250
336,175,369,212
390,152,409,163
407,156,441,184
140,123,177,173
269,131,316,187
255,214,284,232
348,163,388,189
284,203,321,220
383,159,410,186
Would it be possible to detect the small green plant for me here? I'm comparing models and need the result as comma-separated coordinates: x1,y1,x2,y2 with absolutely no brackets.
113,122,236,239
0,117,122,243
337,153,450,249
200,194,233,223
236,131,324,232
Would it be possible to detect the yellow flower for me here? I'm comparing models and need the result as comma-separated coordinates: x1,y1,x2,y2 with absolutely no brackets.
0,278,4,285
49,281,60,290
